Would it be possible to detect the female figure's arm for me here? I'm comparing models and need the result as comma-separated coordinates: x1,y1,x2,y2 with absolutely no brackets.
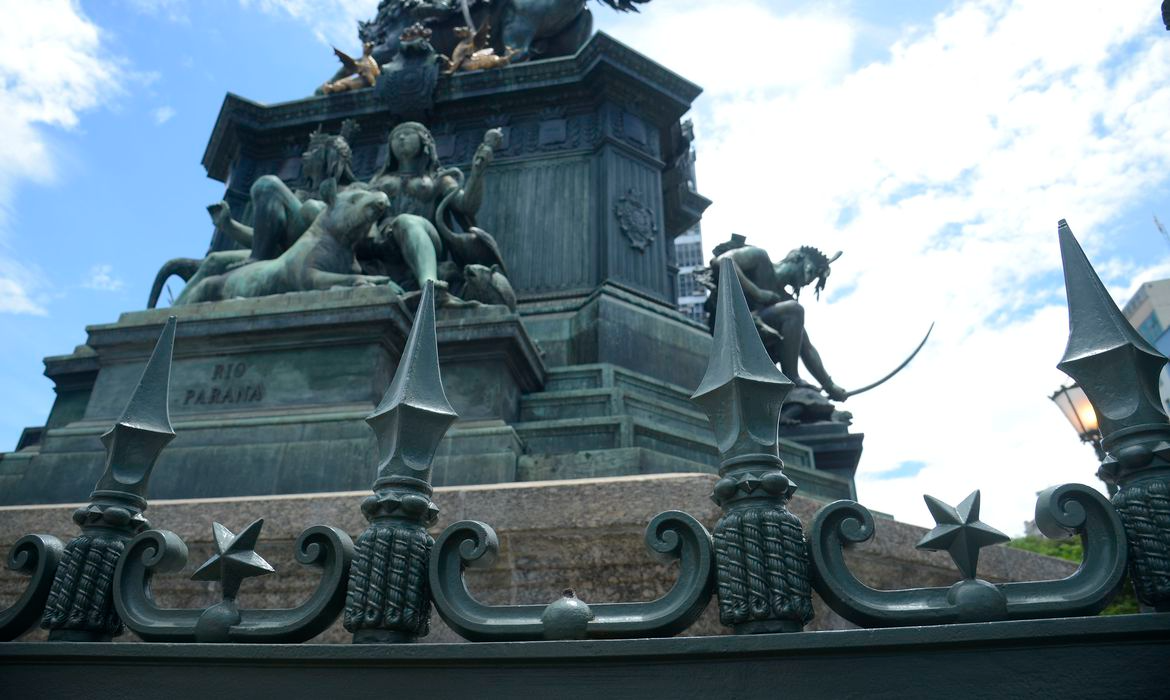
446,128,502,217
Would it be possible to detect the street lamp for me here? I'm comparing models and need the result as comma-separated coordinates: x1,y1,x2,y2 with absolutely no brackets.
1049,382,1112,492
1050,383,1103,455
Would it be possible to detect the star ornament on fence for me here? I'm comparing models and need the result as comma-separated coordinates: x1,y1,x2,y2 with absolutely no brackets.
191,519,275,598
916,491,1009,580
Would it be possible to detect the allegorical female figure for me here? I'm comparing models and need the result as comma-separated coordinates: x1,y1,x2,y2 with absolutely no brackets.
151,119,511,309
367,121,504,290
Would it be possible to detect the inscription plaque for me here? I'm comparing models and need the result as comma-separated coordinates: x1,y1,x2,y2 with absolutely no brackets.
182,362,266,407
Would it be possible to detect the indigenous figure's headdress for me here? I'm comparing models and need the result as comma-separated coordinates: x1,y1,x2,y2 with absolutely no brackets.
711,233,747,259
374,121,442,179
304,121,359,186
784,246,842,300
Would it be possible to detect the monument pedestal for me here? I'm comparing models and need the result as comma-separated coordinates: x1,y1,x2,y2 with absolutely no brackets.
0,287,544,504
779,423,864,499
1,33,864,505
0,282,858,505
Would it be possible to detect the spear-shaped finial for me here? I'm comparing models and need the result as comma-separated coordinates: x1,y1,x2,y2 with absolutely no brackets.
92,315,177,506
689,258,812,633
691,258,794,464
366,281,458,485
1057,219,1170,612
346,282,456,643
1056,220,1170,479
43,316,178,641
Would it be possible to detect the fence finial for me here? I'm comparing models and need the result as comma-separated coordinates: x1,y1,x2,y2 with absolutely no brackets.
691,258,812,633
42,316,177,641
1057,219,1170,611
366,281,458,486
346,281,456,643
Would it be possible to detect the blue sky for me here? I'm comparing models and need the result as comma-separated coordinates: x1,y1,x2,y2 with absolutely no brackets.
2,0,1168,532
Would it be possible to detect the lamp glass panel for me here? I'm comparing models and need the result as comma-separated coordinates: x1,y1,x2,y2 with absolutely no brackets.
1051,387,1086,435
1051,384,1100,440
1067,384,1099,434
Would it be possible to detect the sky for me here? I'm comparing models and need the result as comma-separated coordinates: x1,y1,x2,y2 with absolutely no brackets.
1,0,1168,535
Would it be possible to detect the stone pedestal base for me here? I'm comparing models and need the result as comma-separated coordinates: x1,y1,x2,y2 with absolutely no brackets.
779,422,865,498
0,474,1077,644
0,287,543,505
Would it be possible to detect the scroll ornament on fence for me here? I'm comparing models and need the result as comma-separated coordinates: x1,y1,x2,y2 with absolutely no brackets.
113,515,352,642
428,306,714,642
429,511,713,641
808,485,1126,627
344,280,455,643
0,535,64,641
1057,219,1170,612
689,257,813,633
11,316,179,642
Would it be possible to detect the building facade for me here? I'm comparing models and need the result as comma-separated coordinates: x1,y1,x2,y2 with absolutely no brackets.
1123,279,1170,412
675,225,706,323
672,119,708,325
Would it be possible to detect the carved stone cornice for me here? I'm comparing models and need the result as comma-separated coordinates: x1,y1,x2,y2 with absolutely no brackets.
202,32,701,182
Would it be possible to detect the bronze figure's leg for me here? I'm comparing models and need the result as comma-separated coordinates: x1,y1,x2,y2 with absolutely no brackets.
389,214,442,288
499,10,538,62
307,270,393,290
249,175,304,262
758,301,805,382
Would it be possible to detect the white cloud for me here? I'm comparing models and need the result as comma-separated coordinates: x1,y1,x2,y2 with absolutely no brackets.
0,0,125,315
153,105,176,124
124,0,189,22
602,0,857,96
241,0,377,48
607,1,1170,533
0,258,47,315
82,264,125,291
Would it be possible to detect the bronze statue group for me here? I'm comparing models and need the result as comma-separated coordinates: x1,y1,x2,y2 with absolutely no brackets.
150,120,515,312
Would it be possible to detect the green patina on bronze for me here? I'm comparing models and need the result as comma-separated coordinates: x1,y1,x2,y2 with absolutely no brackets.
809,483,1127,627
346,281,453,643
36,317,177,642
157,119,509,308
4,35,867,509
691,258,814,633
1057,219,1170,612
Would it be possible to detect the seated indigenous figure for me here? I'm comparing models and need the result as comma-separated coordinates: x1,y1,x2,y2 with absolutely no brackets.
366,121,505,291
175,180,393,304
212,121,363,264
146,122,366,308
705,236,847,402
